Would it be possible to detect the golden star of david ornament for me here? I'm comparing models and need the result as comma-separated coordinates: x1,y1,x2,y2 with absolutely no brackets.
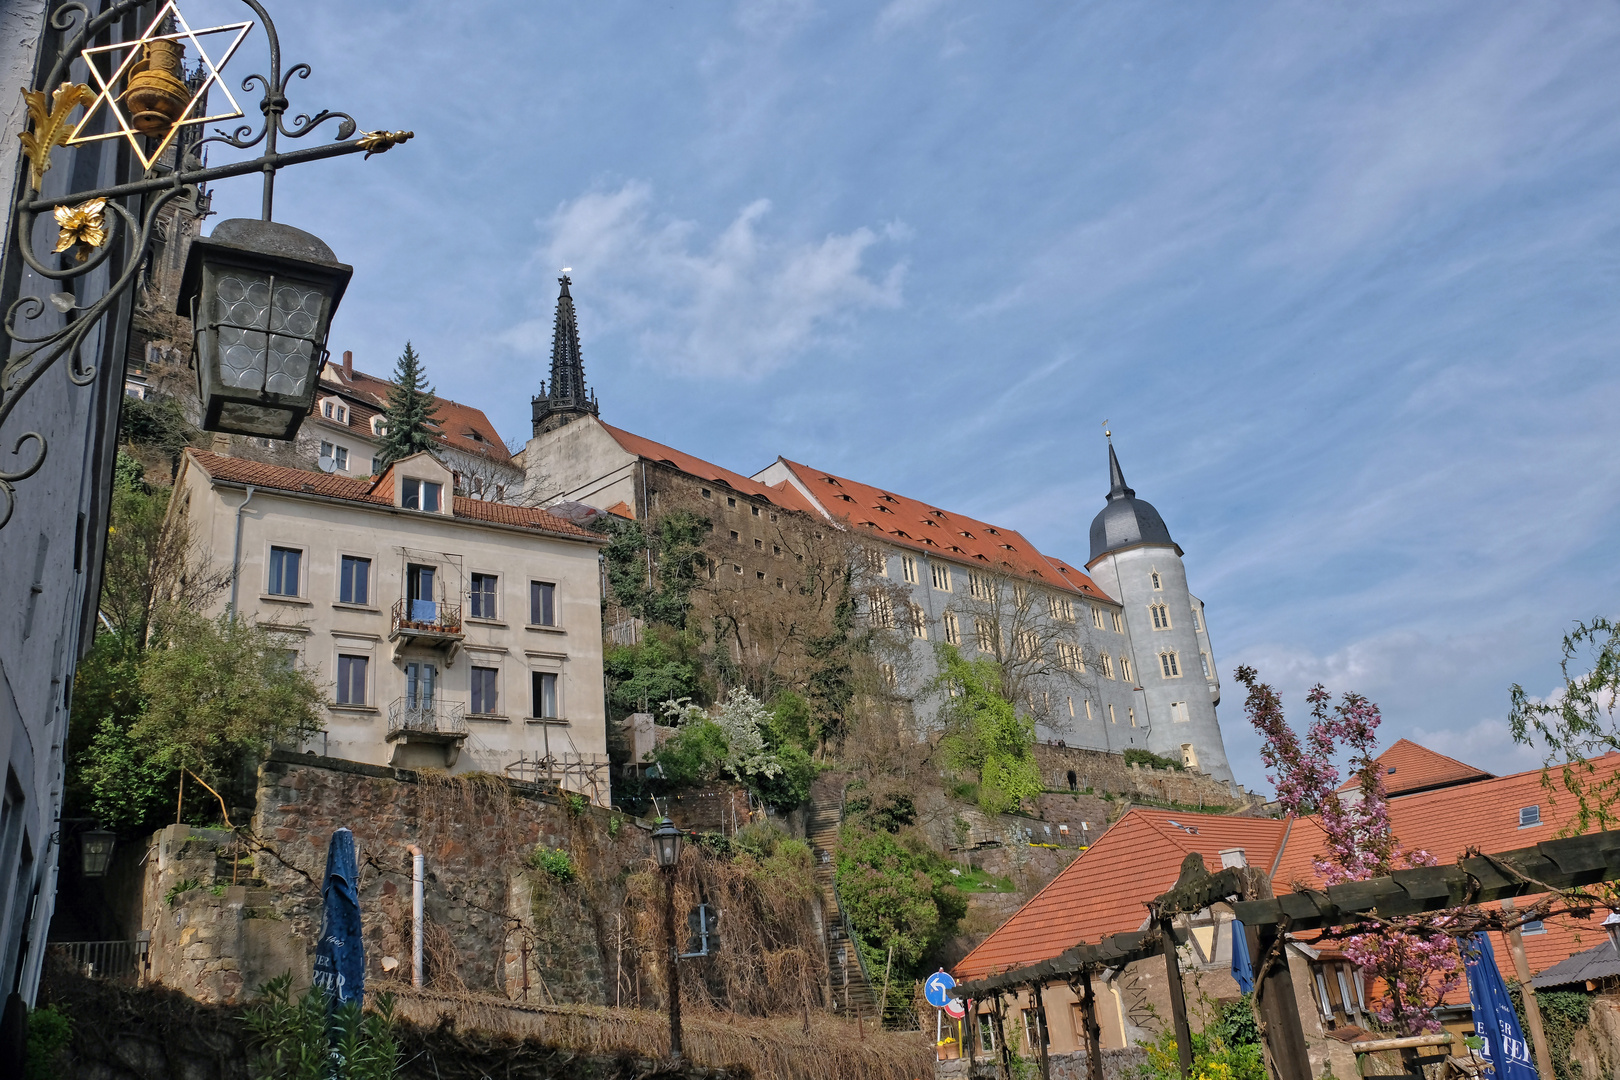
66,1,251,172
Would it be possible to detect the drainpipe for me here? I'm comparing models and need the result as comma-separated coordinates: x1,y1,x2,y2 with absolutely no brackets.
228,485,257,616
408,844,424,988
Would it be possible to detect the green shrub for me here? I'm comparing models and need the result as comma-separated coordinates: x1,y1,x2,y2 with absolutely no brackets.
650,716,729,786
24,1004,72,1080
1124,749,1183,771
835,825,967,977
528,846,576,883
245,973,400,1079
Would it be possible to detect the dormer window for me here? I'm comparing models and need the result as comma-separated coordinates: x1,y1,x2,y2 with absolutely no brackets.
1519,806,1541,828
370,415,387,437
321,398,348,424
402,478,442,512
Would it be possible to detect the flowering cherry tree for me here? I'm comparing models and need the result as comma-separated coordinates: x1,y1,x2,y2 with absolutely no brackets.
1236,666,1462,1034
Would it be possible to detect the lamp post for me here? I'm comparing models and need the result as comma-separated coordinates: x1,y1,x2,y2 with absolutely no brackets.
652,816,684,1062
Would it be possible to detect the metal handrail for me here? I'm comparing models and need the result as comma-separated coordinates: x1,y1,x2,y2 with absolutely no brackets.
387,697,468,739
390,596,463,636
51,939,146,981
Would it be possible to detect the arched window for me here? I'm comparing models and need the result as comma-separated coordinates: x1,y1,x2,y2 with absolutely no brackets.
1151,570,1162,590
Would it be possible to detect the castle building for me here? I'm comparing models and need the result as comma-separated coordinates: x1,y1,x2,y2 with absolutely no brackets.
520,277,1234,783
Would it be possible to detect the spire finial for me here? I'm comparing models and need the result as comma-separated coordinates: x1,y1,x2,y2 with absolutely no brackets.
1106,437,1134,502
531,271,598,435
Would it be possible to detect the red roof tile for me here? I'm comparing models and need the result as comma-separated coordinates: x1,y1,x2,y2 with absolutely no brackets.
774,460,1119,603
598,423,820,515
317,363,513,464
1334,738,1492,797
185,450,598,540
953,810,1291,980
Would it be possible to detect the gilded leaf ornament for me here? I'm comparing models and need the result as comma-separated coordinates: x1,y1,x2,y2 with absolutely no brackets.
355,129,415,159
53,198,109,261
17,81,96,191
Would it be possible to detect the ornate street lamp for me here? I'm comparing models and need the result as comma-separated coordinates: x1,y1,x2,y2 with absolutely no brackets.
0,0,413,529
80,828,115,878
651,816,684,1061
177,218,352,437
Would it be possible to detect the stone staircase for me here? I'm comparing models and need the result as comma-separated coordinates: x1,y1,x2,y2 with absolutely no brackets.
808,775,877,1018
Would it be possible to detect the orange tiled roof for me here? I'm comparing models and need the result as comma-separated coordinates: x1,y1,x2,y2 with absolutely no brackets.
774,460,1119,603
1334,738,1492,797
185,450,598,540
598,422,820,516
953,810,1291,980
317,363,513,464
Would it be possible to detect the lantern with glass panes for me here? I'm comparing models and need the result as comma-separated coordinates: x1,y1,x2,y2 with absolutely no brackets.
80,828,116,878
177,219,353,439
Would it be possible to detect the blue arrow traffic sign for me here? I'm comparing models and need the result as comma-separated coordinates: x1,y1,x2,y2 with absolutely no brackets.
924,969,956,1008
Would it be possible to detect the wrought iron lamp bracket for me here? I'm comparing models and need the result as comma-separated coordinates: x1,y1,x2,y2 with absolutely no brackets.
0,0,412,528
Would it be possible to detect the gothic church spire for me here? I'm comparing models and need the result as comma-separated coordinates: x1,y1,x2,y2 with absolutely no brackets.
531,274,599,436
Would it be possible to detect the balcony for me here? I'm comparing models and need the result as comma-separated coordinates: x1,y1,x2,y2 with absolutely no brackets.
387,697,468,742
390,597,463,651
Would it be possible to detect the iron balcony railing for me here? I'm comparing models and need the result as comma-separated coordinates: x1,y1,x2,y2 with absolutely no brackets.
387,697,468,740
52,939,147,981
390,597,463,639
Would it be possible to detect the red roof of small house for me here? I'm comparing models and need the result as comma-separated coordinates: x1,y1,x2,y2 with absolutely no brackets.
1334,738,1492,798
317,362,513,464
773,459,1120,604
184,450,598,541
953,809,1292,980
598,422,820,516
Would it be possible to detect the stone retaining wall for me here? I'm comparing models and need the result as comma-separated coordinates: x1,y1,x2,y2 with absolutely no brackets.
1033,744,1265,810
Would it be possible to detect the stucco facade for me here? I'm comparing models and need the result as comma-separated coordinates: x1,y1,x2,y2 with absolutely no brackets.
175,450,612,802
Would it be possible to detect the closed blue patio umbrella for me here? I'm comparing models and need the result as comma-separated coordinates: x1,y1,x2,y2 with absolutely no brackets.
312,827,365,1005
1464,932,1538,1080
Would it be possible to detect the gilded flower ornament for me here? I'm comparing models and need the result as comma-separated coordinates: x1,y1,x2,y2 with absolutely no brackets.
53,198,108,262
16,81,96,191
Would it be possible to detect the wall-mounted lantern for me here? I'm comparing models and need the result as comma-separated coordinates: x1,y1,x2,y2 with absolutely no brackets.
80,828,115,878
177,218,353,439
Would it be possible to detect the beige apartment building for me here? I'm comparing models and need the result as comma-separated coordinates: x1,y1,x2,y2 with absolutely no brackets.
172,449,611,803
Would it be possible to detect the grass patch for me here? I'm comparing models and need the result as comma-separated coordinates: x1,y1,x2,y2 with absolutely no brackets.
947,866,1015,892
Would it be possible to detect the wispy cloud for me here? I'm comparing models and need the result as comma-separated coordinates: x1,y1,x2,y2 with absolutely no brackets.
509,182,905,377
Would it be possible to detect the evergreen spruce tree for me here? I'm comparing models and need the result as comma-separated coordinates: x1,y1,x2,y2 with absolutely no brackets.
376,341,442,467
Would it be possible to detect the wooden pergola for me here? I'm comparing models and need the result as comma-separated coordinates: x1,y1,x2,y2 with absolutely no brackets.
952,830,1620,1080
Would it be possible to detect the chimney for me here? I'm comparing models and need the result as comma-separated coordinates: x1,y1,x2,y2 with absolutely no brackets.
342,350,353,379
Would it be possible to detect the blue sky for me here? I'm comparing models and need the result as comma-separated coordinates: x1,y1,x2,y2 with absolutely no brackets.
189,0,1620,794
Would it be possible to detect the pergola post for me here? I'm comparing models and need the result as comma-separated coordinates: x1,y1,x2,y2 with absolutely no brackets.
1076,967,1104,1080
1159,914,1195,1080
1255,923,1312,1080
1034,982,1053,1080
993,994,1014,1080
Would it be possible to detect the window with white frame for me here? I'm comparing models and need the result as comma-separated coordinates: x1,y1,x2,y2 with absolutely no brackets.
470,573,498,619
943,610,961,645
902,556,918,584
321,398,348,424
335,654,368,705
1120,656,1133,682
531,671,559,719
1519,806,1541,828
1170,700,1190,723
909,603,928,639
370,415,387,437
530,581,557,626
1159,652,1181,678
932,563,952,591
471,666,500,715
1150,603,1171,630
401,477,442,512
370,455,384,475
268,546,301,596
339,555,370,605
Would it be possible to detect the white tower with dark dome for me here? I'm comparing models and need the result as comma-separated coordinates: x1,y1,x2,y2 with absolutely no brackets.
1086,439,1233,783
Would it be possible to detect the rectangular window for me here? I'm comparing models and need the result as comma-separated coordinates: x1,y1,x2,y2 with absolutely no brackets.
1100,654,1114,679
402,477,442,512
1128,707,1137,727
1013,583,1029,608
1170,701,1189,723
406,563,437,622
1519,806,1541,827
1108,704,1117,723
1085,699,1093,720
371,455,384,475
334,446,349,470
1057,642,1083,671
1200,652,1212,678
870,593,893,629
754,538,763,550
1111,611,1123,633
751,505,760,516
1015,630,1038,660
1067,696,1075,717
470,573,498,619
471,666,499,715
405,661,436,709
909,603,928,640
339,555,370,605
1023,1008,1047,1051
1121,656,1134,682
268,546,301,596
1091,605,1104,629
943,610,961,645
1048,595,1074,622
1160,652,1180,678
974,616,995,651
320,440,333,458
1191,605,1202,631
532,671,559,719
978,1015,998,1054
1151,603,1170,629
902,556,918,584
335,654,368,705
727,496,736,507
530,581,557,626
701,488,711,498
730,530,740,541
867,549,888,577
1521,920,1546,935
932,564,952,591
1182,743,1199,769
971,572,993,600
